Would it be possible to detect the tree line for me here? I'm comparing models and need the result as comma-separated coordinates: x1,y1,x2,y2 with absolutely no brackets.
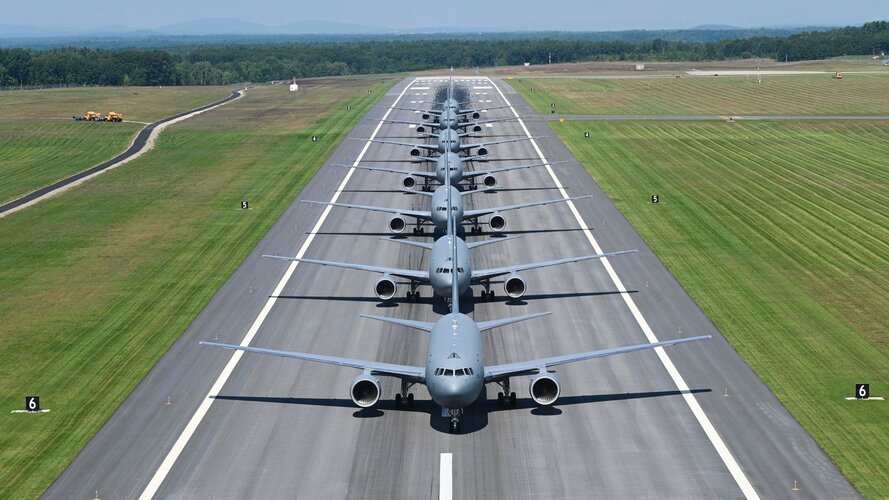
1,21,886,87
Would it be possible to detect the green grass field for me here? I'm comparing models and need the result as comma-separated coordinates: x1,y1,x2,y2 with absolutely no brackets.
0,76,395,497
544,119,889,497
0,86,232,205
511,74,889,116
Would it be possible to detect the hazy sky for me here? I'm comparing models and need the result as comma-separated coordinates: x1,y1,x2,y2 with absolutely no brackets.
2,0,887,31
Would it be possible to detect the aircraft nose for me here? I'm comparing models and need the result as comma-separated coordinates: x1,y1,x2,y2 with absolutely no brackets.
433,378,478,408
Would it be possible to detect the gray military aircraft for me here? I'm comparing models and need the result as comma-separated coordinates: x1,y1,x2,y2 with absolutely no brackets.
363,127,538,157
379,108,518,134
264,234,635,301
333,152,567,191
202,183,709,433
302,184,584,234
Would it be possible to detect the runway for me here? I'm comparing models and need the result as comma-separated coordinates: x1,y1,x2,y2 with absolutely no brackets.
47,77,859,499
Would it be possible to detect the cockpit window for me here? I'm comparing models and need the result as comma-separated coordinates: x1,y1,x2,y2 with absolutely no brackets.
444,369,454,376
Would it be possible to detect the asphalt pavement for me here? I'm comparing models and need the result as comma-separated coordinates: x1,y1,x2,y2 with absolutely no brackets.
46,77,859,499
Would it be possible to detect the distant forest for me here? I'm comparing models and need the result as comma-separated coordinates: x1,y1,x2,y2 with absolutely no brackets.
0,21,886,87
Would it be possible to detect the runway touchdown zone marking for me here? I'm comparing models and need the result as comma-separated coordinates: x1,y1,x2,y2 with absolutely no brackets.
138,78,419,499
487,76,760,500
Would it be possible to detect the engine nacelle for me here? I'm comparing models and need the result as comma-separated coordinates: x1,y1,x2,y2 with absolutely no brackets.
483,175,497,188
489,214,506,232
415,125,426,133
350,374,381,407
374,277,397,300
410,148,422,157
503,275,526,298
476,147,489,156
471,125,482,133
389,217,406,233
402,176,416,190
471,111,481,120
529,373,560,406
422,113,431,121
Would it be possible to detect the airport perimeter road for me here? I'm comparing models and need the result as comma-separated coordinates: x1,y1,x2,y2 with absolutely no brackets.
47,77,859,499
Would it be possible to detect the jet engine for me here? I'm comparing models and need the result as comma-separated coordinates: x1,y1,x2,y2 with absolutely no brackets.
374,277,397,300
350,374,381,407
503,275,526,298
482,175,497,188
476,147,489,156
415,125,426,134
410,148,422,157
471,125,482,133
422,113,431,121
402,176,416,190
389,217,406,233
470,111,481,120
489,214,506,232
529,373,560,406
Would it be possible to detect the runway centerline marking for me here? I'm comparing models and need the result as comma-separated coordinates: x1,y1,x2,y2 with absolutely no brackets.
487,76,760,500
439,453,453,500
138,77,419,500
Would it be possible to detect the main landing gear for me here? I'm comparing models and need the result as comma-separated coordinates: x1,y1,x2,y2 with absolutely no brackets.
495,378,517,407
395,380,415,408
478,282,495,301
405,287,421,302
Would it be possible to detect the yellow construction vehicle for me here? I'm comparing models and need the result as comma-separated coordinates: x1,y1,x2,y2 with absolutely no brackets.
104,111,124,122
834,72,843,80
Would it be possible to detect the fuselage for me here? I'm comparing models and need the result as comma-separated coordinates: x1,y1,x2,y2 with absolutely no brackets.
430,185,465,230
435,152,465,186
437,128,462,154
424,313,485,409
437,109,460,130
428,235,472,297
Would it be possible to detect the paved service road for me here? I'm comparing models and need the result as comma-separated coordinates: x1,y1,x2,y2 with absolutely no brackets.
0,89,243,218
47,77,859,499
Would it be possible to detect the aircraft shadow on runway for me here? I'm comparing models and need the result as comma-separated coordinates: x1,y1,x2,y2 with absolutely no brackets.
210,388,709,435
306,227,592,239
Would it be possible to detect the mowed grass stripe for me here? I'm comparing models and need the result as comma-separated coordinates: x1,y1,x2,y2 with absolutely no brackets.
0,78,394,497
512,74,889,116
553,120,889,497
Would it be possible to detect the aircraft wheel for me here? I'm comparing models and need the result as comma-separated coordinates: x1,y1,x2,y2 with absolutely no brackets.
407,393,414,407
510,392,517,405
395,393,403,406
497,392,504,407
412,228,418,235
406,291,414,300
413,291,420,301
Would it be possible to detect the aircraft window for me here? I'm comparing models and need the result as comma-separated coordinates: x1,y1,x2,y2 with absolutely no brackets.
435,368,444,376
451,206,457,210
444,369,454,376
457,267,464,273
466,367,474,375
455,368,465,376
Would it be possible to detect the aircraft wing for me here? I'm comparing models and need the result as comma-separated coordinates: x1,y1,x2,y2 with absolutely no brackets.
484,335,711,381
360,314,435,333
366,138,439,151
463,160,568,179
332,163,436,180
264,255,429,282
463,195,591,219
458,136,540,152
458,104,512,114
390,106,443,115
476,311,551,332
380,118,439,128
471,249,637,281
301,200,430,221
201,342,425,382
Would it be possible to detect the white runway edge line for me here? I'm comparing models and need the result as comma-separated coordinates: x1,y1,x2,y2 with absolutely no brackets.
439,453,453,500
138,78,419,500
486,77,761,500
0,90,245,220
